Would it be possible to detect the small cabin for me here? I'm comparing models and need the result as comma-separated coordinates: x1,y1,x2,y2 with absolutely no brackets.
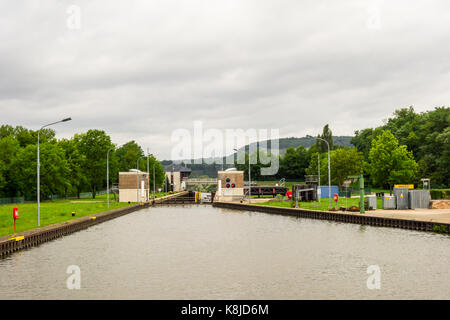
216,170,244,201
119,170,149,202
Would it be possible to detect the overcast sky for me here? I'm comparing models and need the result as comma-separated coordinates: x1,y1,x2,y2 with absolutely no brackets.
1,0,449,160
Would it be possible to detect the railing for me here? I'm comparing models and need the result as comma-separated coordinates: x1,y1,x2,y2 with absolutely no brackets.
186,179,217,185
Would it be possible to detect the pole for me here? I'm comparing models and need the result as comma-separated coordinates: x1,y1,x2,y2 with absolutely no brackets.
153,164,155,199
36,118,71,227
318,152,320,203
360,174,365,214
107,148,112,209
37,131,40,226
147,149,150,201
316,137,331,210
107,143,126,208
327,145,331,210
136,157,141,203
248,153,251,203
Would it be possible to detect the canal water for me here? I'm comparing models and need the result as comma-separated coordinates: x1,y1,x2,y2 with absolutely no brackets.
0,205,449,299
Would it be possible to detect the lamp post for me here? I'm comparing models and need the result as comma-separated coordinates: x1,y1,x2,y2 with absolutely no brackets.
148,152,156,199
153,162,155,199
308,135,331,210
136,156,144,202
147,149,150,200
107,147,113,209
37,117,71,226
318,153,320,202
107,143,125,209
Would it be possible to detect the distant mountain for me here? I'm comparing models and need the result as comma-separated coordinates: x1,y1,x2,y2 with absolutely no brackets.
162,136,353,177
234,136,354,157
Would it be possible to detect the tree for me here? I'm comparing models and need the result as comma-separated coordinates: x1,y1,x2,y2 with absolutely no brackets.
0,161,6,194
317,124,333,153
368,130,418,191
0,136,21,197
353,106,449,188
147,155,166,190
115,141,144,172
74,130,114,198
305,151,326,184
384,106,421,157
351,127,384,160
329,148,364,188
234,150,272,181
278,146,310,179
12,143,70,199
59,138,88,198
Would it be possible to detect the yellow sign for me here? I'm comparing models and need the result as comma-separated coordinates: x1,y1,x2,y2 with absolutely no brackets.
8,236,24,241
394,184,414,189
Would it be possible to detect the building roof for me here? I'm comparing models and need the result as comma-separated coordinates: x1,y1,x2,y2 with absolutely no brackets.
165,163,192,173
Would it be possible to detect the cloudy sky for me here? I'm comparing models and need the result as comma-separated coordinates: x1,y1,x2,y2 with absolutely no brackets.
1,0,449,159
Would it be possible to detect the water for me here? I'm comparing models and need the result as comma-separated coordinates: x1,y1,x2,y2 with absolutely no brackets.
0,205,449,299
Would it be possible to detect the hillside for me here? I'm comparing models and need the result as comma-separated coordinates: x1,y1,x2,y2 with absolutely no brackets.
162,136,353,177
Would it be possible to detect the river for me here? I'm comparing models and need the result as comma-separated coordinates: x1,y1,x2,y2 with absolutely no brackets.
0,205,449,299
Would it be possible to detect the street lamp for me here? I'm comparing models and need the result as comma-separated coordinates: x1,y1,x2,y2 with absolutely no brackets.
37,117,71,226
107,143,126,209
307,135,331,210
148,152,156,199
137,156,144,202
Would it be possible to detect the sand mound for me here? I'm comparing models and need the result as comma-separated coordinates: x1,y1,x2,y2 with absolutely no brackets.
431,200,450,209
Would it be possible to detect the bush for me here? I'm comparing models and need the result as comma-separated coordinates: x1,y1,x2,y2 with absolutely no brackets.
430,189,450,200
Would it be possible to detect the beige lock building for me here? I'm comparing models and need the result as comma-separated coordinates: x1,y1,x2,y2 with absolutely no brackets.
119,170,149,202
165,164,191,192
216,169,244,201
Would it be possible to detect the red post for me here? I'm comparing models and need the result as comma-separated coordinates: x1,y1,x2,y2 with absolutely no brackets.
13,206,19,234
334,193,339,209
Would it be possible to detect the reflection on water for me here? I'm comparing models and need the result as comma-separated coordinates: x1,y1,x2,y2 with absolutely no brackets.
0,205,449,299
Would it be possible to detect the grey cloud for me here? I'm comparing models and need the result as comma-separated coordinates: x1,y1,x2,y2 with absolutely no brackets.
0,0,449,159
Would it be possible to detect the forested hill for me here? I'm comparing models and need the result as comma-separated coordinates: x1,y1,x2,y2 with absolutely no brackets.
162,136,353,178
240,136,353,155
164,135,353,165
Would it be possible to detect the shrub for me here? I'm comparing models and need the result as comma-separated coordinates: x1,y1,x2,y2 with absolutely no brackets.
430,189,450,200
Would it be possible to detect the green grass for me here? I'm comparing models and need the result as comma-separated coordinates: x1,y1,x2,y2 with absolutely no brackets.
254,196,383,211
254,181,305,189
152,192,178,198
0,199,134,237
0,191,179,237
71,191,177,201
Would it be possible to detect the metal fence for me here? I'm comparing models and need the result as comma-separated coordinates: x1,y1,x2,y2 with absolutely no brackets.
1,190,107,205
0,197,25,205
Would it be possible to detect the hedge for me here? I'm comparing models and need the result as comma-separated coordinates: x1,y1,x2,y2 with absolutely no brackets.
430,189,450,200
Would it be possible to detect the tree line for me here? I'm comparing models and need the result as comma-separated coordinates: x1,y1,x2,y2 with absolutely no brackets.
0,126,165,200
235,106,449,190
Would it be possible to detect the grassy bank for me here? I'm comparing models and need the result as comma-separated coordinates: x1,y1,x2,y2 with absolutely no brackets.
0,199,134,237
0,191,179,237
254,181,305,189
253,197,383,211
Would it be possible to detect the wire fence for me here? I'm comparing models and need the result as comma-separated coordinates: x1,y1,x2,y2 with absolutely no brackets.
0,197,25,205
0,190,107,206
